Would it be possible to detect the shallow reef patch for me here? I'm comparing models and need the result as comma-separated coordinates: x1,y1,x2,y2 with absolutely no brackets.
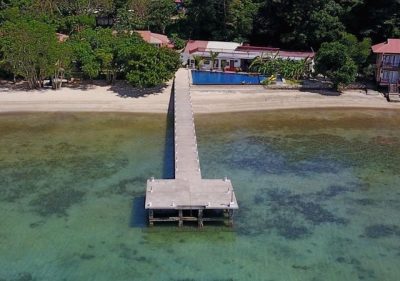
245,187,347,239
29,188,86,217
0,273,36,281
364,224,400,239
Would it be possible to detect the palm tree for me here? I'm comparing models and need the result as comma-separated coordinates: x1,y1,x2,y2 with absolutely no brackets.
249,51,279,73
209,51,220,71
193,55,204,70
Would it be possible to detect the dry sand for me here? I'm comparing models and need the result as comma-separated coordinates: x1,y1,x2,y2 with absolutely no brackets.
190,85,399,113
0,80,399,115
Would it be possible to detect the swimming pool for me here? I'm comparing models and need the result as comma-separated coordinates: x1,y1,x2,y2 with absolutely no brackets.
191,70,265,85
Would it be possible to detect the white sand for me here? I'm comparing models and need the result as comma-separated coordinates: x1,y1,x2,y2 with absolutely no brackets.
190,86,400,113
0,81,398,114
0,82,173,114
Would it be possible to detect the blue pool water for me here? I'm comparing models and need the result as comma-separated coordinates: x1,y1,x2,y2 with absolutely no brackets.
192,70,265,85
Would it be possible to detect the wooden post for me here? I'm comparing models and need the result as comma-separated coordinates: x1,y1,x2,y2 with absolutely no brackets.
198,209,204,228
228,209,234,227
149,210,154,227
178,209,183,227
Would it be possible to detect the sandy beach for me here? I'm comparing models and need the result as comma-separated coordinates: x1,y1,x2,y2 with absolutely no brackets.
0,80,398,114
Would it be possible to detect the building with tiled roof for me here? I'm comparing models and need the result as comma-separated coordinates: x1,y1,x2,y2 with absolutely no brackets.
136,30,174,48
181,40,314,72
372,39,400,93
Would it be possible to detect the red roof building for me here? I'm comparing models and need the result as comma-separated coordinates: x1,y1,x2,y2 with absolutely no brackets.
136,30,174,48
181,40,314,72
371,39,400,93
372,39,400,54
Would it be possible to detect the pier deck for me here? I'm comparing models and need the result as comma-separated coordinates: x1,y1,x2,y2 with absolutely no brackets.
145,69,238,227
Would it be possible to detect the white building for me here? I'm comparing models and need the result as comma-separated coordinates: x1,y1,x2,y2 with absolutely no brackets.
181,40,315,72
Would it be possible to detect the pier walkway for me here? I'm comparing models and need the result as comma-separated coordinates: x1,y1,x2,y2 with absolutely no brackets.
145,69,238,227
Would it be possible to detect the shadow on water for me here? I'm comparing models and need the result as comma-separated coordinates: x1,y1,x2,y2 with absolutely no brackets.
163,81,175,179
130,196,146,227
130,82,175,228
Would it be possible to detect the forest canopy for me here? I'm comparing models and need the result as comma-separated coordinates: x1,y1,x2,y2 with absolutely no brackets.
1,0,398,48
180,0,399,50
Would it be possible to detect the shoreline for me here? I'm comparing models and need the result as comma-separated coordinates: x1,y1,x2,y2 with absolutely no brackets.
0,83,399,114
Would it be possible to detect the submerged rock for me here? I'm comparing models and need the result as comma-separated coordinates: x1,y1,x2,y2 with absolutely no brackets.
364,224,400,239
29,188,85,217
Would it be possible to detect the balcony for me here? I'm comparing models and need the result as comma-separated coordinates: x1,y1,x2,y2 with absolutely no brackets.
381,62,400,70
380,79,400,86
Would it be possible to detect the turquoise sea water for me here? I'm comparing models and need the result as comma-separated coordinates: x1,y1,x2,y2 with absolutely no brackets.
0,109,400,281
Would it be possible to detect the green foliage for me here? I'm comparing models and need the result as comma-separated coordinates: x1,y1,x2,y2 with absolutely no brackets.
226,0,258,42
148,0,176,34
69,27,180,87
115,7,143,31
193,55,204,70
0,18,70,89
250,55,311,80
124,46,180,87
339,32,371,72
209,51,219,70
181,0,398,50
59,15,96,34
70,28,137,82
170,33,186,50
315,42,357,90
123,0,151,29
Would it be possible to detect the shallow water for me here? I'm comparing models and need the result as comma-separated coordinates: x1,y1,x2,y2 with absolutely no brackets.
0,109,400,281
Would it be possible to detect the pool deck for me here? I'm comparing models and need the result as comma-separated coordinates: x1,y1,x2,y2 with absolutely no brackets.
145,69,238,227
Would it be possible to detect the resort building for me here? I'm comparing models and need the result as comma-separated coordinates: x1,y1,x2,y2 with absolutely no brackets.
372,38,400,93
136,30,174,48
181,40,315,72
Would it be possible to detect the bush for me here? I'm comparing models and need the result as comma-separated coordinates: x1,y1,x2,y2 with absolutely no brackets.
250,57,311,80
125,46,180,87
68,28,180,87
315,42,357,90
170,33,186,50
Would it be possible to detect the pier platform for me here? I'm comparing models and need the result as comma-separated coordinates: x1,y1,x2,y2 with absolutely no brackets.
145,69,238,227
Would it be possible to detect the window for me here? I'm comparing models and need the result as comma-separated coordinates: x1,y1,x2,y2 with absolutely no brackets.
382,71,400,83
383,55,400,66
204,60,210,65
382,71,389,81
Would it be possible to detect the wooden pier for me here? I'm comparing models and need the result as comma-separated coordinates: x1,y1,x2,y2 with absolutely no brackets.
145,69,238,227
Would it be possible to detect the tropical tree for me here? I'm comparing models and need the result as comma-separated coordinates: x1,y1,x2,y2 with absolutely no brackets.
124,45,180,87
68,27,180,87
125,0,152,28
0,18,70,89
170,33,186,50
69,28,142,83
315,41,357,90
148,0,176,34
250,52,311,80
226,0,258,42
209,51,219,70
193,55,204,70
338,32,371,73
